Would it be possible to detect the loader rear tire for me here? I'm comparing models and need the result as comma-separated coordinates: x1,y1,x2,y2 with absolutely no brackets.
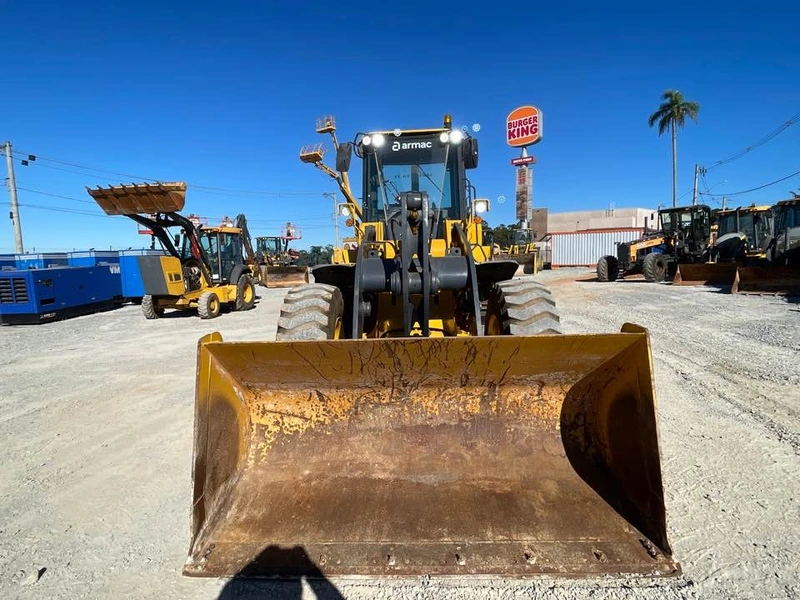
235,274,256,311
484,279,562,336
198,291,221,319
141,295,163,319
643,253,668,283
276,283,344,340
596,255,618,282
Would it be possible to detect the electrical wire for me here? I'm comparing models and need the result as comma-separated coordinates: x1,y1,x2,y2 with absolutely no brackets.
16,186,98,205
11,150,328,198
706,110,800,172
699,168,800,198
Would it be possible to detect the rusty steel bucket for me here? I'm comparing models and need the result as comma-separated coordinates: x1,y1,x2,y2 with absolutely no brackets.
87,182,187,215
507,252,538,276
732,266,800,295
672,263,738,286
259,265,310,289
184,325,679,578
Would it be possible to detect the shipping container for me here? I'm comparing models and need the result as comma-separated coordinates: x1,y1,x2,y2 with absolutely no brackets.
550,229,644,268
0,265,123,325
67,250,120,267
119,249,167,300
14,252,69,270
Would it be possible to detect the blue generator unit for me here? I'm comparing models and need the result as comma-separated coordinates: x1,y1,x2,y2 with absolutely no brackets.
67,250,120,267
15,252,69,270
0,265,123,325
0,254,15,271
119,249,166,300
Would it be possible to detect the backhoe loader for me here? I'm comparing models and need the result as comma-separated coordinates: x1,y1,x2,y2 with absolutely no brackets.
87,183,258,319
672,204,772,286
184,116,679,579
733,197,800,294
255,235,309,288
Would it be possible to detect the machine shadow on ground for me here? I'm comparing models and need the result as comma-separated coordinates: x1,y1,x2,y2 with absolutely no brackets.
216,545,345,600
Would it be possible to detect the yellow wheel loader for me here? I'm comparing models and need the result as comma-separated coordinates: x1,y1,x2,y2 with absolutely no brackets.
732,198,800,294
87,183,259,319
498,227,540,276
255,235,310,288
672,204,772,286
184,117,679,579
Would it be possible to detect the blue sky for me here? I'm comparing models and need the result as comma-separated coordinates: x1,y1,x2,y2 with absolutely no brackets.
2,2,799,252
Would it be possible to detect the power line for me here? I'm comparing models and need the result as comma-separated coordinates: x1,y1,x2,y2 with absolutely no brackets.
699,167,800,198
15,203,111,218
706,109,800,172
12,150,328,198
17,186,97,205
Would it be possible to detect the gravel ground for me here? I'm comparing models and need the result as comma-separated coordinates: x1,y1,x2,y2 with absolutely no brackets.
1,269,798,599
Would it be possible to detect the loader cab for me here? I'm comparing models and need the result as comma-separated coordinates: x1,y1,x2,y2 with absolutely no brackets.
658,205,712,253
180,227,244,284
256,236,282,258
512,229,534,246
739,208,773,252
771,199,800,264
359,128,476,236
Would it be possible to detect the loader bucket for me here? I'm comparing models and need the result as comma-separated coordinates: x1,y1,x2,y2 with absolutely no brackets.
511,252,538,276
732,266,800,295
87,182,187,215
672,263,738,287
259,265,310,288
185,325,679,579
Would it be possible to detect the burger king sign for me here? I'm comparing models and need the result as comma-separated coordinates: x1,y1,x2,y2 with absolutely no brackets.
506,106,543,147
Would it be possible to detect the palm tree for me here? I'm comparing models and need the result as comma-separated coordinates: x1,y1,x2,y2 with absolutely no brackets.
648,90,700,207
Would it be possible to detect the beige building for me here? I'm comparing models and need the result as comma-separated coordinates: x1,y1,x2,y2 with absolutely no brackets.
547,207,657,233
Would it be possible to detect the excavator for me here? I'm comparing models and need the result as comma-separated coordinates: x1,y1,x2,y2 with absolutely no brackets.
733,197,800,294
87,183,259,319
672,204,773,286
183,116,679,579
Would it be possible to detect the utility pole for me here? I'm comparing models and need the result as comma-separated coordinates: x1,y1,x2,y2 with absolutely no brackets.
3,141,23,253
721,196,727,210
323,192,338,247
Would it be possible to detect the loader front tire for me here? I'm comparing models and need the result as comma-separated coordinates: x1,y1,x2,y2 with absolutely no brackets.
235,274,256,311
596,255,618,282
276,283,344,340
643,253,668,283
141,295,163,319
484,280,562,336
198,291,221,319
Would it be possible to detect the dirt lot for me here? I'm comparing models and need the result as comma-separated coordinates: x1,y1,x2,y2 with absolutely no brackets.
1,269,798,599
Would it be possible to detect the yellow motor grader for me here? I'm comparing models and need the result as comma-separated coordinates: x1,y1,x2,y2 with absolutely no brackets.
183,116,679,579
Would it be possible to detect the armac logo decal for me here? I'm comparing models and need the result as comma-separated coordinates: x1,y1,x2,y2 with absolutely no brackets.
391,140,433,151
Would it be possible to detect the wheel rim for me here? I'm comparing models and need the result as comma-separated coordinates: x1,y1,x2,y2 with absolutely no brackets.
210,297,219,313
333,317,342,339
244,284,254,303
486,313,503,335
